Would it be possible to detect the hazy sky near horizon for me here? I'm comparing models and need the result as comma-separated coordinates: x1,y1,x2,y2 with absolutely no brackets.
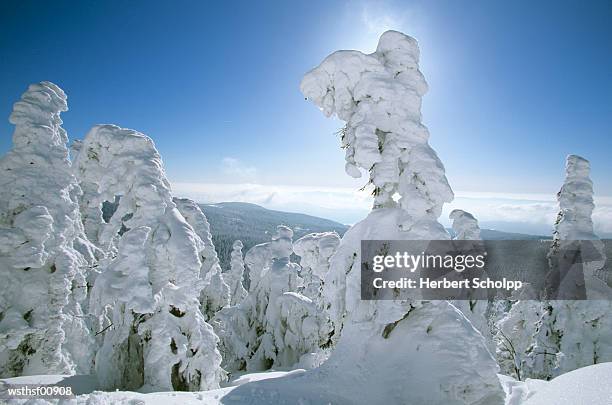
1,1,611,226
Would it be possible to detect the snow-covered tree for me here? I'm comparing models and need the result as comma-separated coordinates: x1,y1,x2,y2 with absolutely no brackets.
553,155,599,242
226,240,247,306
173,198,230,318
0,82,96,377
448,209,496,352
293,232,340,304
214,226,332,373
450,209,481,240
293,31,504,403
494,299,544,380
244,241,272,292
76,124,223,391
526,155,612,380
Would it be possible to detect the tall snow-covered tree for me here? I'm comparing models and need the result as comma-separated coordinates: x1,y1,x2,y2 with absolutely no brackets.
173,198,230,318
226,240,248,306
0,82,96,377
526,155,612,380
294,31,504,404
76,124,224,391
448,209,496,352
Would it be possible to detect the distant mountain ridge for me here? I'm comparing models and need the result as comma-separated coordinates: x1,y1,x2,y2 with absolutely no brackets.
199,202,349,270
199,202,550,271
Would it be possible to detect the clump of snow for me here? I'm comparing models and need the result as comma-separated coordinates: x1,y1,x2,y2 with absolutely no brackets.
0,82,96,377
226,240,248,306
77,124,224,391
226,369,305,387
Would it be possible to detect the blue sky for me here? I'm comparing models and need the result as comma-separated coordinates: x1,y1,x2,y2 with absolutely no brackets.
1,1,611,231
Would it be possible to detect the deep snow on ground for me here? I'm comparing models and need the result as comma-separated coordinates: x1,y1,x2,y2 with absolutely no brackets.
0,369,301,404
2,363,612,404
523,362,612,405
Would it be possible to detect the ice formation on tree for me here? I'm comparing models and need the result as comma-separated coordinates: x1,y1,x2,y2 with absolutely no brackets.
494,299,544,380
76,125,223,391
526,155,612,380
250,30,505,403
214,226,332,372
226,240,247,306
449,209,496,352
301,31,452,219
0,82,96,377
173,197,230,318
552,155,599,241
450,209,481,240
293,232,340,304
244,241,272,292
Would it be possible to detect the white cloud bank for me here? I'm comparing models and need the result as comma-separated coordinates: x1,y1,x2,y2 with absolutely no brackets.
171,182,612,237
172,182,371,225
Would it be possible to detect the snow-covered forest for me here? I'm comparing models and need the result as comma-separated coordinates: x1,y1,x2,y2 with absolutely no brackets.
1,30,611,405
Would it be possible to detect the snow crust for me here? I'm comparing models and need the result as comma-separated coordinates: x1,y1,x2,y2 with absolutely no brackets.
523,362,612,405
4,363,612,404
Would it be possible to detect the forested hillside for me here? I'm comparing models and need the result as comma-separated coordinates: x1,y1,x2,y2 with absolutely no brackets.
199,202,349,270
